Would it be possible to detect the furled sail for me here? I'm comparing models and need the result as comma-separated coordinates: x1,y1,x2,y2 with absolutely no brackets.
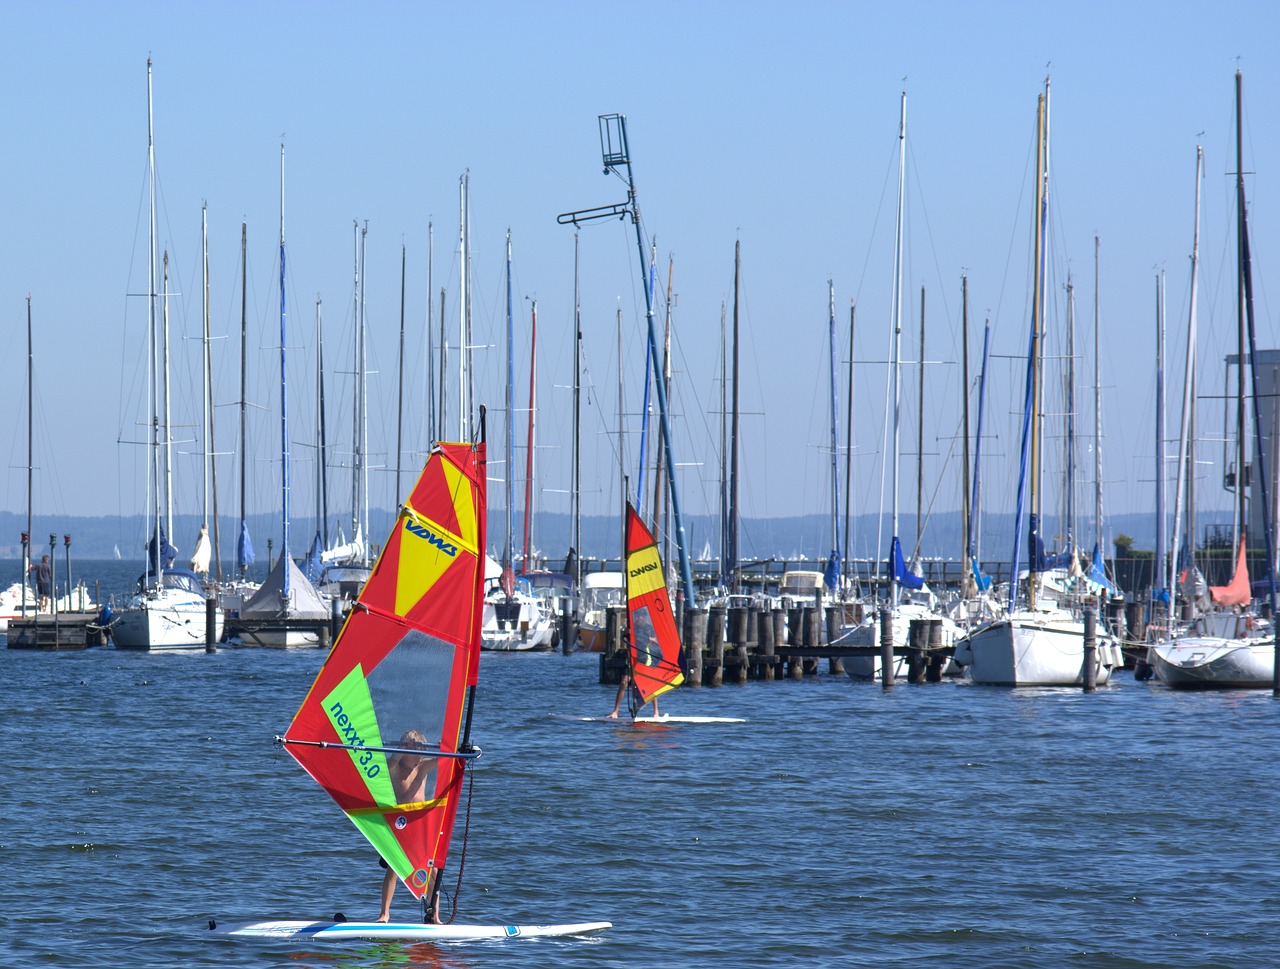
1210,536,1250,607
625,502,686,704
282,438,486,901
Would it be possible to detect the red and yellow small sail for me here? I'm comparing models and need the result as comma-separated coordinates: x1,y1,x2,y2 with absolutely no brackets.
625,502,686,703
283,439,486,900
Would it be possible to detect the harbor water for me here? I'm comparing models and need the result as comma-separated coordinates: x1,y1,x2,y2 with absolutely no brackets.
3,562,1279,967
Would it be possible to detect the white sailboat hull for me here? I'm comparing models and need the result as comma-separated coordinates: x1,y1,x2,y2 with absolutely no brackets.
481,593,555,651
112,590,223,650
1148,636,1277,689
955,609,1118,686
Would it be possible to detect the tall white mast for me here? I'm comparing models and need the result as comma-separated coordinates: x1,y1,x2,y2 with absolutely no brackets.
888,89,907,603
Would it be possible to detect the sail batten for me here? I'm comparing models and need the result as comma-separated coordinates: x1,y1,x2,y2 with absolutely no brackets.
283,438,486,899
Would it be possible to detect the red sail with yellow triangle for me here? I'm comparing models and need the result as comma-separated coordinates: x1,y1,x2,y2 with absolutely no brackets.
282,438,486,902
625,501,686,704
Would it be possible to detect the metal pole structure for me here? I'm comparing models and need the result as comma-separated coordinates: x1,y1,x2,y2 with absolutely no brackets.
558,115,696,607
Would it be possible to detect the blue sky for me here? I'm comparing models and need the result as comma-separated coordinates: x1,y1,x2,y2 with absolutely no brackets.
2,0,1278,563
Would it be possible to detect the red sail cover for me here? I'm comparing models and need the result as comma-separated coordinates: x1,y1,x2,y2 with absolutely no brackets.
284,440,486,899
1210,536,1250,607
625,502,686,703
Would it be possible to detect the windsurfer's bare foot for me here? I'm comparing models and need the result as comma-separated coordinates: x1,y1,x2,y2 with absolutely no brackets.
605,711,618,719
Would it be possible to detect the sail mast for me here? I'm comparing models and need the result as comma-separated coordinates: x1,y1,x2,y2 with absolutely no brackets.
961,276,971,566
728,241,741,592
523,299,537,572
279,142,291,582
397,242,406,503
503,229,514,588
24,295,32,614
888,88,907,604
237,221,252,579
1155,271,1166,602
1170,147,1203,598
572,232,582,586
826,279,841,585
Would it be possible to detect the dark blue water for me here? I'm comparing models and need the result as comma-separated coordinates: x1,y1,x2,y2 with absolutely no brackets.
3,561,1279,967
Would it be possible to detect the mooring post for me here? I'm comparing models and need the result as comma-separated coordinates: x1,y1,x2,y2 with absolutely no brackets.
683,606,705,687
787,606,804,679
1082,604,1098,692
757,606,775,681
560,596,574,655
727,605,750,683
926,617,945,682
707,604,726,687
879,607,895,688
205,596,217,653
907,618,926,683
826,604,844,675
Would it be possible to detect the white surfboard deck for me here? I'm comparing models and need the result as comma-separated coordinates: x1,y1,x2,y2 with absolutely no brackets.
210,918,611,942
554,714,746,724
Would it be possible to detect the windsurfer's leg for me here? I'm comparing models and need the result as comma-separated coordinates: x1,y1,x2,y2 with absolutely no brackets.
377,866,396,922
607,673,629,718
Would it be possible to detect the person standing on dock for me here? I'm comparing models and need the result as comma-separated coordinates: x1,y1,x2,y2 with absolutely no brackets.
30,555,52,610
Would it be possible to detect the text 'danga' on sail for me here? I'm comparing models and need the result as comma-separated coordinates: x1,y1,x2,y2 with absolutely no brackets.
625,501,686,703
281,438,486,900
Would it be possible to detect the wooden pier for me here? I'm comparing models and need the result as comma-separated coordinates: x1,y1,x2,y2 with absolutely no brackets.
598,602,956,688
6,612,105,650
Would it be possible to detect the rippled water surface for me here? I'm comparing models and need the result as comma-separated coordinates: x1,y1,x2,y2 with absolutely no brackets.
4,626,1280,968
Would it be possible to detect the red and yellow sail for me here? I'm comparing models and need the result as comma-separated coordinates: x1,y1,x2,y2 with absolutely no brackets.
625,502,686,704
283,439,486,899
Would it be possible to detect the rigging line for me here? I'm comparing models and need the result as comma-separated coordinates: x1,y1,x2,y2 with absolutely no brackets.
444,766,477,925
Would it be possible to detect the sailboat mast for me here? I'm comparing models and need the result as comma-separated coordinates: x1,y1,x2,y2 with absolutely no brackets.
1066,276,1077,553
146,58,160,585
238,221,249,578
397,243,406,503
1171,147,1204,596
504,229,514,581
1094,237,1104,553
970,320,992,566
203,204,221,580
1233,70,1248,552
961,276,971,565
718,296,727,586
523,299,537,571
1155,271,1166,599
24,295,32,612
729,241,741,592
916,286,925,557
279,142,291,572
360,224,369,564
572,232,582,586
827,279,841,570
1028,84,1049,606
316,296,329,549
200,205,210,538
844,304,856,588
162,251,173,553
888,89,907,603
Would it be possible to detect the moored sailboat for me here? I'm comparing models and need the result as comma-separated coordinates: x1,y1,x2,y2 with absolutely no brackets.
1148,73,1278,688
952,79,1118,686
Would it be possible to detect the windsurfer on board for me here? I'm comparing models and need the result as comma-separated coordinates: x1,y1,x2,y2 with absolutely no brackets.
607,610,663,719
606,668,660,719
377,730,442,924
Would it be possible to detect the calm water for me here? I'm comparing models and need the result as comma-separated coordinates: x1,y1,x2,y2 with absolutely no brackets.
3,561,1279,967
